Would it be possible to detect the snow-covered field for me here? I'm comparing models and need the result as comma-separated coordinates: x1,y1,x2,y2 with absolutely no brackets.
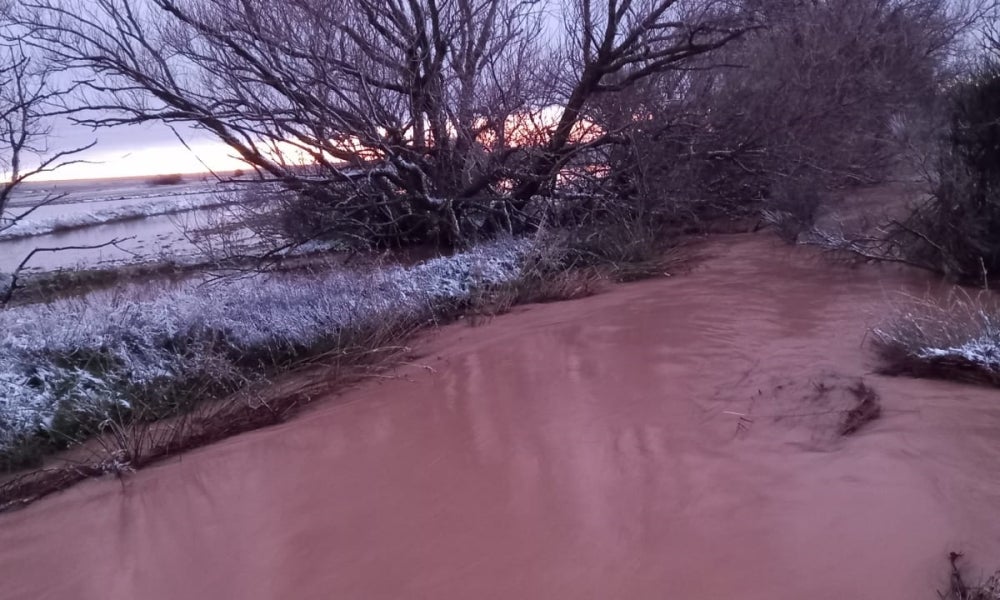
0,178,243,272
0,238,532,454
0,192,228,241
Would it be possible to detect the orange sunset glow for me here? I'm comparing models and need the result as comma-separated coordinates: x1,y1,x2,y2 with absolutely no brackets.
31,107,602,182
31,141,251,182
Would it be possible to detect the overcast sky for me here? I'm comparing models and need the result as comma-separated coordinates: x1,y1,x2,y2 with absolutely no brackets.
42,119,246,181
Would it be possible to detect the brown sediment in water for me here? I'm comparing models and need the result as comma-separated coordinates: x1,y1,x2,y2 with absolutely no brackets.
1,235,1000,599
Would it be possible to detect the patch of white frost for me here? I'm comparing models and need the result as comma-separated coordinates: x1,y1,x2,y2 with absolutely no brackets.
916,337,1000,370
0,237,533,451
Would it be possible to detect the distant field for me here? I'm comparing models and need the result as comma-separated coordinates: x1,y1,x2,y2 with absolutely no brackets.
0,175,247,272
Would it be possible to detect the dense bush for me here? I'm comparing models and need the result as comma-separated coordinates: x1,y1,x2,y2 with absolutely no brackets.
889,58,1000,283
573,0,962,241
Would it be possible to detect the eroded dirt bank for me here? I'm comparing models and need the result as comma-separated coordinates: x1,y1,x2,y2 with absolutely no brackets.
2,235,999,599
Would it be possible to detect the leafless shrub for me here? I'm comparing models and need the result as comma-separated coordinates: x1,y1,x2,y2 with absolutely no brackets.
805,20,1000,274
0,22,102,303
0,41,93,224
462,224,685,324
0,15,109,305
872,289,1000,386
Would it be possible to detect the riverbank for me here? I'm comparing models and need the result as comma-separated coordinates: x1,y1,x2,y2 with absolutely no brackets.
0,239,534,472
0,231,677,501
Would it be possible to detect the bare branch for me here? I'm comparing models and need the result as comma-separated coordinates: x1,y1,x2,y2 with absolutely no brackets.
1,236,136,307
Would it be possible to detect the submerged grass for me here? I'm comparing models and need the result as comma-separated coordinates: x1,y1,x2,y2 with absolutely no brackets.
872,289,1000,387
838,381,882,436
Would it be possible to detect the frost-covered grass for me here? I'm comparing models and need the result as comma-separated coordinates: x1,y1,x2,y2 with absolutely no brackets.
0,193,233,240
0,238,532,469
872,289,1000,386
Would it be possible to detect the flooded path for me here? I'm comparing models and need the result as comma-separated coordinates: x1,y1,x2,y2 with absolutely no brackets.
2,235,1000,599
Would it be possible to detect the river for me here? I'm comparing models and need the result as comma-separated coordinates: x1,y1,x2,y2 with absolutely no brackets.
0,235,998,599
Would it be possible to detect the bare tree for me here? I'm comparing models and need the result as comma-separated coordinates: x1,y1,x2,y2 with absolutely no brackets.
0,11,105,304
0,39,93,231
17,0,756,248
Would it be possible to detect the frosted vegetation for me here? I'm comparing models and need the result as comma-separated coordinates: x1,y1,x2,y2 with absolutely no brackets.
0,193,231,240
0,238,531,462
872,291,1000,385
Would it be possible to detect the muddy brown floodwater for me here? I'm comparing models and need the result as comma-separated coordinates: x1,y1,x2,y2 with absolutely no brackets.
2,235,1000,599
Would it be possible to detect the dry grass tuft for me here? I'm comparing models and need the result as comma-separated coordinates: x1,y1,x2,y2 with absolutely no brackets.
464,268,607,325
872,289,1000,387
462,231,689,326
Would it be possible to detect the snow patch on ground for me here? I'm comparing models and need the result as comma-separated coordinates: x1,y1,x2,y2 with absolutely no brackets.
0,238,532,451
916,337,1000,370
